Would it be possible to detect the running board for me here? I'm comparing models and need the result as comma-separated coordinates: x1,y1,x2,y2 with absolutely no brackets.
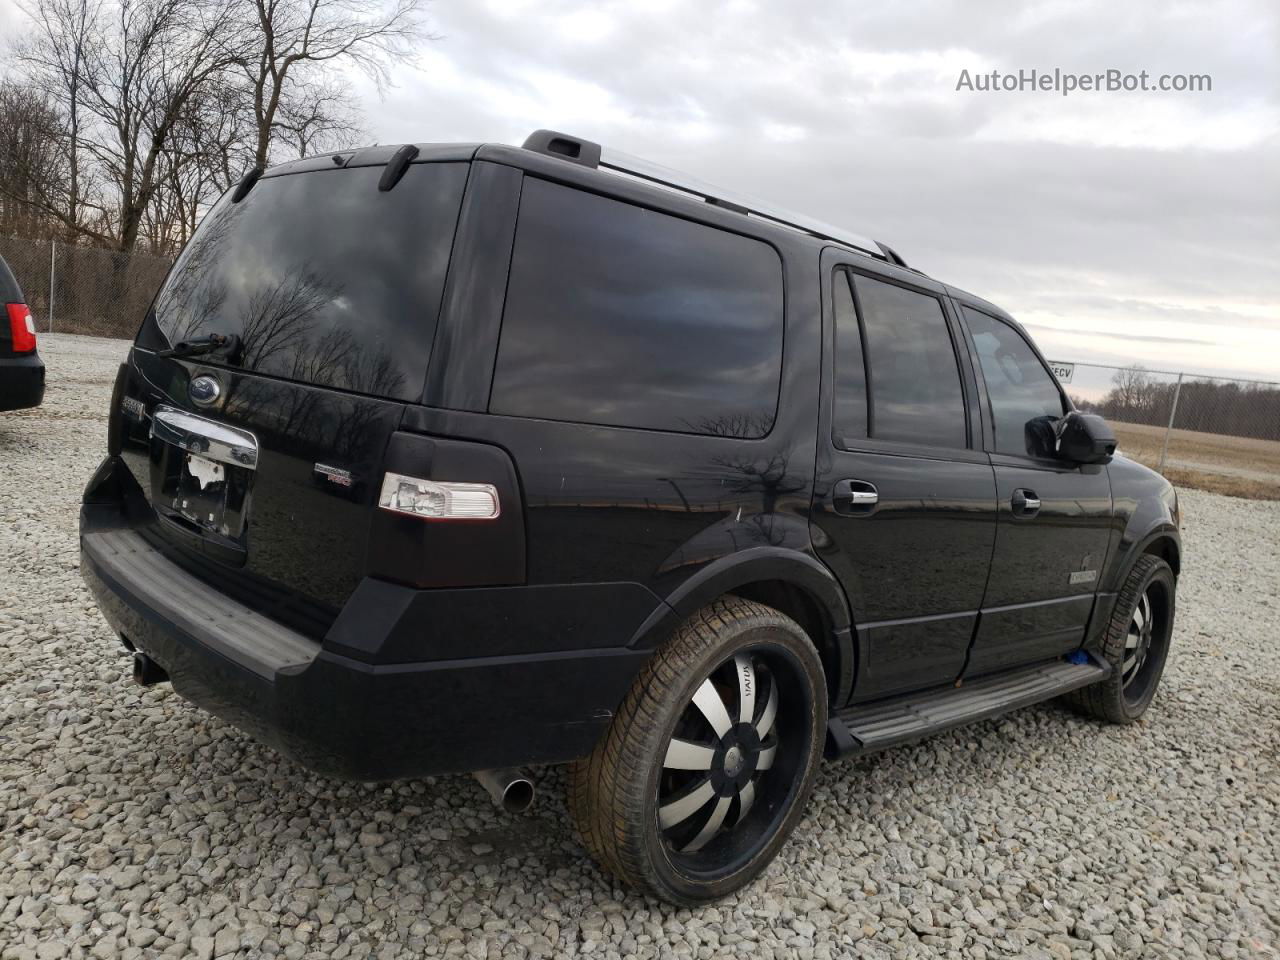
827,657,1109,758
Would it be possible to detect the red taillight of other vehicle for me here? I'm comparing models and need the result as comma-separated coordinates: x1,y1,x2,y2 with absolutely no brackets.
6,303,36,353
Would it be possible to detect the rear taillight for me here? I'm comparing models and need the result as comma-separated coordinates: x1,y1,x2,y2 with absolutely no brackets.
6,303,36,353
378,472,501,520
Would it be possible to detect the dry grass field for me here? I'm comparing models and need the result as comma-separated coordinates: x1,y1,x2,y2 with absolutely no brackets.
1111,421,1280,499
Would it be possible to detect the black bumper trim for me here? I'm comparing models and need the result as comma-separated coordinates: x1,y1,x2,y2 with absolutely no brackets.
80,505,651,780
83,527,318,678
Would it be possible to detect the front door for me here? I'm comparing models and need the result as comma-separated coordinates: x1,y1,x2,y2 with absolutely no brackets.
954,303,1114,676
811,257,998,703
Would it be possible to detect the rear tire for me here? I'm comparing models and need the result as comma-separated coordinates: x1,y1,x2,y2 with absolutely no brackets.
568,597,826,904
1066,554,1176,724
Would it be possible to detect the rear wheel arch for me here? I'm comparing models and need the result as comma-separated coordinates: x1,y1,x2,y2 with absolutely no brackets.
632,548,856,705
727,580,850,704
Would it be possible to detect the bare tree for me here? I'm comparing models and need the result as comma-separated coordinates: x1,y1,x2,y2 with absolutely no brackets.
10,0,97,240
236,0,427,169
0,81,70,239
143,74,259,252
272,75,364,158
16,0,248,251
1110,365,1153,412
4,0,435,256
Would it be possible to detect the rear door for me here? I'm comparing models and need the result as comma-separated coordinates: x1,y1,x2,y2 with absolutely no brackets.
812,252,998,703
953,302,1113,676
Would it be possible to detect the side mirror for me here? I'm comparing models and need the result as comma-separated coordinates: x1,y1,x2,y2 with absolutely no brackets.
1057,412,1116,465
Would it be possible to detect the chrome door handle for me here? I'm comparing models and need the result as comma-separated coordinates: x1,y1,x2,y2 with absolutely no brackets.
833,479,878,515
1012,488,1040,516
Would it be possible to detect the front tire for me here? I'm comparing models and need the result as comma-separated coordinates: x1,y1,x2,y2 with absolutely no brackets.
568,597,826,904
1067,554,1176,724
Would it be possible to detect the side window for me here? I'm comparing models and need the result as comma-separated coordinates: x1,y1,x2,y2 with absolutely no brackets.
963,307,1066,457
832,269,868,440
851,274,967,449
490,178,784,437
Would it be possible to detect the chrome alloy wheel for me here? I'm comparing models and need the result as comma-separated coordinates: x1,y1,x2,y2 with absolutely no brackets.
1122,588,1155,689
657,652,784,857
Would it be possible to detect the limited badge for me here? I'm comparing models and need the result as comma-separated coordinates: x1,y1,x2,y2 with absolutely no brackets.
314,463,353,487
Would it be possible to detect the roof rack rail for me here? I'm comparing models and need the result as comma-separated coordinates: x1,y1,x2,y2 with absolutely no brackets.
521,129,904,266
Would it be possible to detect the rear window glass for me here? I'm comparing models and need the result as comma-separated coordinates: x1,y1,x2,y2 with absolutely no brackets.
832,268,868,441
489,179,784,437
852,275,967,449
146,163,468,401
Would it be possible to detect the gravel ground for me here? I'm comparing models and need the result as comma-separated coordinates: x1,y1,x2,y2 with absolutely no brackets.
2,334,1278,960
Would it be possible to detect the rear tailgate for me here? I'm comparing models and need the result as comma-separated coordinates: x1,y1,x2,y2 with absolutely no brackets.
113,159,470,632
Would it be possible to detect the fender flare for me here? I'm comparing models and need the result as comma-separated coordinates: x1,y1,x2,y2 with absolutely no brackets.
628,547,856,703
1105,521,1181,593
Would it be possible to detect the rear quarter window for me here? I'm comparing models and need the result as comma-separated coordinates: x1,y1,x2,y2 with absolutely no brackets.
489,179,784,437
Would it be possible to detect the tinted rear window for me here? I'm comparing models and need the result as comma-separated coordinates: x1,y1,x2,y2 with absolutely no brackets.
146,163,468,401
490,179,784,437
852,275,967,449
832,268,869,441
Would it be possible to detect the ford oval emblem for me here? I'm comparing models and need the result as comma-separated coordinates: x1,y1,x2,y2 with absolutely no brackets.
188,374,221,407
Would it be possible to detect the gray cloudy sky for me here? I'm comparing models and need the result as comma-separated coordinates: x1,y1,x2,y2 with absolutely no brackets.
350,0,1279,381
3,0,1276,379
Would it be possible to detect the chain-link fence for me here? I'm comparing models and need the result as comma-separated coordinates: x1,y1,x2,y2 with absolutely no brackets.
0,235,172,339
1053,360,1280,499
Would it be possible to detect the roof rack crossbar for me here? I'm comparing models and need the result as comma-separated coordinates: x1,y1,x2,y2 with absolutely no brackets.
519,130,898,263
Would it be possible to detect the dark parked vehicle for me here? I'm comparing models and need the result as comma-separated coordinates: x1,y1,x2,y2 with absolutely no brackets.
0,254,45,412
80,131,1180,903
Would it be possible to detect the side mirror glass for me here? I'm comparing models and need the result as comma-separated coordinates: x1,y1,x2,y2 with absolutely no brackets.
1057,412,1116,465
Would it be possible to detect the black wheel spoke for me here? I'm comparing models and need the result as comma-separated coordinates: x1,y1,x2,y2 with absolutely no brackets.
659,777,715,829
757,742,777,771
681,795,733,852
735,780,756,825
658,650,788,856
756,680,779,738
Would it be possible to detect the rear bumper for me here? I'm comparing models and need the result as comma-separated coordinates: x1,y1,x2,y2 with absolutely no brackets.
80,502,653,781
0,352,45,410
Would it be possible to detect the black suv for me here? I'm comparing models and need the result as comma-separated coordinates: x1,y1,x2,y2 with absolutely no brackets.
80,130,1180,904
1,253,45,411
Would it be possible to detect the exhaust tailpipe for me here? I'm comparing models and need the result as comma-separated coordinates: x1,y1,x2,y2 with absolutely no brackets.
132,652,169,687
473,768,535,814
